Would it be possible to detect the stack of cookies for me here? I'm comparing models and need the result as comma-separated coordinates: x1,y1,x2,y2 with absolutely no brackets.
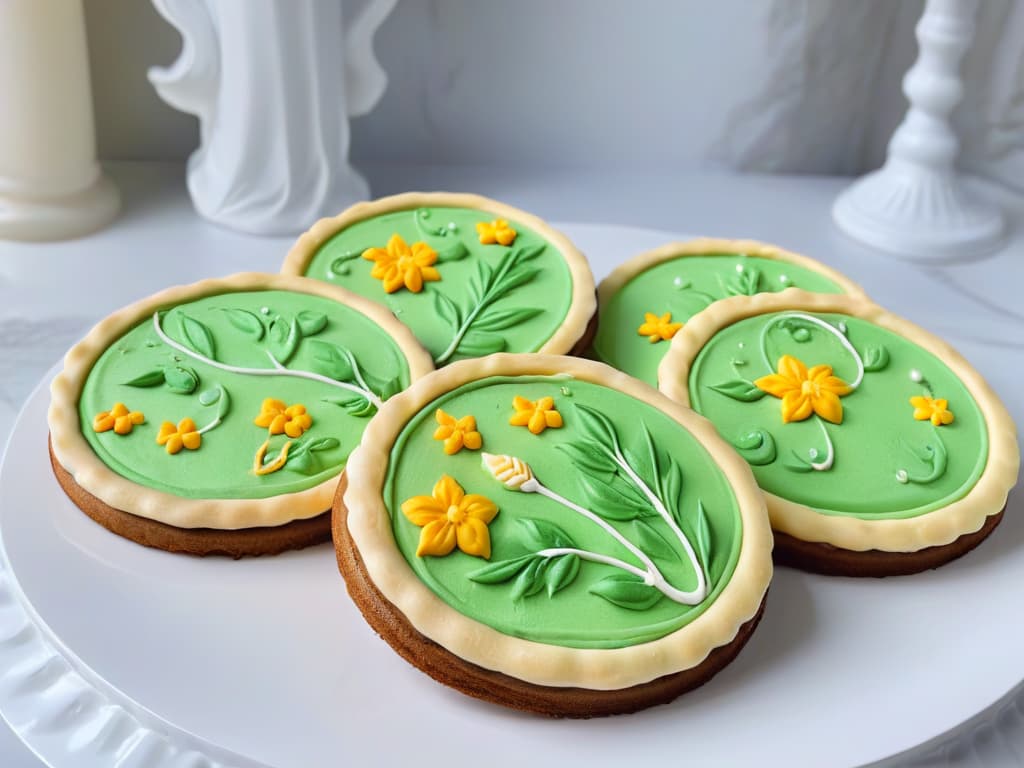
47,193,1019,717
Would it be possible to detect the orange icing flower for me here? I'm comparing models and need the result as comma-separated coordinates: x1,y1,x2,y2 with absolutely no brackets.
361,233,440,293
509,395,563,435
156,418,201,454
476,219,517,246
254,399,312,438
433,408,482,455
93,402,144,435
637,312,683,343
911,395,954,426
755,354,853,424
401,475,499,558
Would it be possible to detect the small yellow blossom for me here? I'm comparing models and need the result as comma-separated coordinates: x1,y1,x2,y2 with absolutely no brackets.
476,219,517,246
93,403,144,435
911,396,954,426
755,355,853,424
254,398,312,438
509,395,563,435
433,409,483,455
362,233,440,293
401,475,499,558
637,312,683,343
156,418,201,454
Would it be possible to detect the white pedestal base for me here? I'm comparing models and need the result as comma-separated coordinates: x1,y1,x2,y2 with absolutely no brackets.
0,175,120,242
832,168,1005,263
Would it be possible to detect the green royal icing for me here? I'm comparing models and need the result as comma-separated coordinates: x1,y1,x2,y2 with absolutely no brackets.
594,254,844,385
687,311,988,518
80,290,411,499
383,376,743,650
301,206,573,365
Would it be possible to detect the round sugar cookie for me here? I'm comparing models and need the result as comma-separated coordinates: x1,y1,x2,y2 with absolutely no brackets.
48,273,433,557
338,354,772,716
593,238,865,385
658,291,1019,576
282,192,596,366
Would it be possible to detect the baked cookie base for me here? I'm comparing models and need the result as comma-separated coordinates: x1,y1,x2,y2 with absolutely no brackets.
773,510,1004,577
49,437,331,558
333,477,766,717
567,298,599,359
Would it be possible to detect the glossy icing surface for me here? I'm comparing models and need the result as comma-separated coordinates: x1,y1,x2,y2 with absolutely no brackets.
301,206,573,364
80,290,411,499
686,311,988,518
383,375,743,649
595,254,843,384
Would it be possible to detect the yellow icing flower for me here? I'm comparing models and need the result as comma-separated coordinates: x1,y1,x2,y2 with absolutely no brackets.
433,409,483,455
401,475,499,559
93,403,144,435
755,355,853,424
361,233,440,293
509,395,563,435
637,311,683,344
156,418,201,454
476,219,517,246
911,395,954,426
254,398,312,438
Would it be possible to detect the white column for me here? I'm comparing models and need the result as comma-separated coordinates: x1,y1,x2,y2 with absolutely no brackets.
832,0,1004,262
0,0,119,241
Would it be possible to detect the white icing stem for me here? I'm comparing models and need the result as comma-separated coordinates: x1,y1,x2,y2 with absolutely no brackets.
524,478,706,606
610,449,708,604
809,417,835,471
760,312,865,389
196,417,220,435
536,548,650,582
151,312,383,409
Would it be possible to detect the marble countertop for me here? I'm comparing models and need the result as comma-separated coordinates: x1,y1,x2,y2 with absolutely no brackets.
1,162,1022,767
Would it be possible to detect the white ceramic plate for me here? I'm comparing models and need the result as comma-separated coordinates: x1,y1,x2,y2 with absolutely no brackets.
0,224,1021,768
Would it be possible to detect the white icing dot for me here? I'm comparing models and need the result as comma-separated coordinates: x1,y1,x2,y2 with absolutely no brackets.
809,449,819,459
896,470,909,484
738,342,745,349
735,264,745,273
910,369,923,382
447,222,457,230
779,274,790,284
260,307,270,315
838,322,847,333
673,276,684,287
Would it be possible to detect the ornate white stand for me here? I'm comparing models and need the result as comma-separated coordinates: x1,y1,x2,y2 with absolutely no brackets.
0,0,119,242
148,0,395,236
832,0,1004,262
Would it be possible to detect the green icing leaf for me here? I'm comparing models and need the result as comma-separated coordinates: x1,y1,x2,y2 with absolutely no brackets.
472,307,543,332
732,428,777,465
198,386,221,406
436,241,469,262
123,369,165,387
457,333,505,356
328,249,363,276
511,558,547,600
693,500,712,573
286,435,343,475
433,292,462,329
727,265,761,296
573,403,618,448
862,344,890,372
221,308,264,340
709,379,767,402
632,519,678,562
518,517,573,550
308,340,354,381
297,310,328,336
467,555,534,585
577,472,649,521
272,316,302,365
545,554,580,597
180,315,216,359
269,316,287,344
164,365,199,394
664,462,684,526
554,442,617,480
323,394,376,418
588,573,661,611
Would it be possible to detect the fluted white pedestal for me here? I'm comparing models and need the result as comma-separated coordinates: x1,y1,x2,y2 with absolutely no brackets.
833,0,1004,262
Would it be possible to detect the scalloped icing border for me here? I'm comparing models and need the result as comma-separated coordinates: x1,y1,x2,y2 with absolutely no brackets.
48,272,435,531
343,353,773,690
596,236,868,310
280,191,597,357
0,553,269,767
658,290,1020,553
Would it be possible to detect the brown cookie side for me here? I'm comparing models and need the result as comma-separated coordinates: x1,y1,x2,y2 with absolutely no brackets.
50,436,331,558
568,297,599,358
332,476,766,717
773,509,1004,577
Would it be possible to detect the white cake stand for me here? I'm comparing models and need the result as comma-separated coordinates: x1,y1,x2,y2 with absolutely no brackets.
1,225,1022,768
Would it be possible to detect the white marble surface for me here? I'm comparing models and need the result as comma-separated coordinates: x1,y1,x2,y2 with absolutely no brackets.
0,162,1022,766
